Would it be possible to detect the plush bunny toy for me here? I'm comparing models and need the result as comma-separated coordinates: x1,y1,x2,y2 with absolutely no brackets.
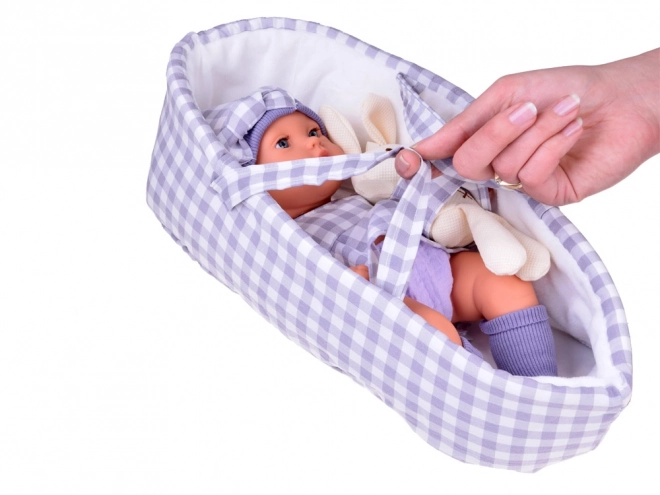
318,95,550,282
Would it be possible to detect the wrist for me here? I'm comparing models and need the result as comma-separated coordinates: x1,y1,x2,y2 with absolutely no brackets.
601,49,660,157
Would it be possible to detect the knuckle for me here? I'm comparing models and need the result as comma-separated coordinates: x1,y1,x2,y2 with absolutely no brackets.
519,163,555,190
491,74,522,100
451,149,470,175
491,155,517,178
492,74,514,91
518,170,544,189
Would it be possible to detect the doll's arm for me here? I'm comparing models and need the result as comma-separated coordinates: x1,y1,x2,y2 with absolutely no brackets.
349,265,370,279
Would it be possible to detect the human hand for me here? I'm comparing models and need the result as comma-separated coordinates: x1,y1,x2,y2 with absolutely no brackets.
395,49,660,206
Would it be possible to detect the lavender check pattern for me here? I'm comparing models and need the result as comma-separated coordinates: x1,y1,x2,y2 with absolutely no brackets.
146,18,632,472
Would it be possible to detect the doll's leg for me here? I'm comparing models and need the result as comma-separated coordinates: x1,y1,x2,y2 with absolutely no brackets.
350,265,462,346
449,251,538,321
450,252,557,376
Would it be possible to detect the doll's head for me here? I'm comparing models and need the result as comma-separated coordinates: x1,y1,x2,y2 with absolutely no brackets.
245,100,334,164
253,111,344,164
247,100,345,218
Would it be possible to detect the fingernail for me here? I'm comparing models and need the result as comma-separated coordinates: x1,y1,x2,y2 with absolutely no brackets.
562,117,583,137
509,102,537,126
395,153,410,175
553,94,581,116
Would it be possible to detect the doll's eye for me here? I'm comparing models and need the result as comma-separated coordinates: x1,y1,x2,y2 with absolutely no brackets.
308,128,320,137
275,138,289,149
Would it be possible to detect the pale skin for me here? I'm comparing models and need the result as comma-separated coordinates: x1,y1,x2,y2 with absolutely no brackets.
395,48,660,206
257,111,539,346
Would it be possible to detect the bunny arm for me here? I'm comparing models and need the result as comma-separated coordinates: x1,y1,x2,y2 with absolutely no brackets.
430,194,550,281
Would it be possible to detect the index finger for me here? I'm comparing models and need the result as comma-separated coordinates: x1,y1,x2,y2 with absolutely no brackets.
413,84,512,160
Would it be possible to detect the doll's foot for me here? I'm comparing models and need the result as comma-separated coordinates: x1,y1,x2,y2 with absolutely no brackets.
351,265,474,355
403,297,462,346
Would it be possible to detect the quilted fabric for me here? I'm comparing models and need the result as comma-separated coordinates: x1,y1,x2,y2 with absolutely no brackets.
146,18,632,472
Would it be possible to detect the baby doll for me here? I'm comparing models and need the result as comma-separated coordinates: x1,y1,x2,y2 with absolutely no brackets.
243,89,557,377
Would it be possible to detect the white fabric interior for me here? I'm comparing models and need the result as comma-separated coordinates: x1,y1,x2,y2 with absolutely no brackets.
182,26,627,385
189,28,464,147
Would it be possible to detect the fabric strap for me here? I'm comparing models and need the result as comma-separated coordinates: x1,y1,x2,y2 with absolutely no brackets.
212,146,462,299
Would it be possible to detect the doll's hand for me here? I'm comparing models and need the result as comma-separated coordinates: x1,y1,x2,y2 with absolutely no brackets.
395,49,660,206
350,265,370,281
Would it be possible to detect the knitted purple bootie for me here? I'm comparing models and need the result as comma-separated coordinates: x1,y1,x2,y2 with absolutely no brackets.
480,305,558,377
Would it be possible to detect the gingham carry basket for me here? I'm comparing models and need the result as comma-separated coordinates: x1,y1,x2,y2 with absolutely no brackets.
146,18,632,472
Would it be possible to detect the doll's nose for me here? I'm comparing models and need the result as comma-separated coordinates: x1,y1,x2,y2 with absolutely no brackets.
306,137,327,155
306,136,320,147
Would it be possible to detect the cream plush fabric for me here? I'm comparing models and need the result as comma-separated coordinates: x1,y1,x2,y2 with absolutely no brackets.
321,94,550,280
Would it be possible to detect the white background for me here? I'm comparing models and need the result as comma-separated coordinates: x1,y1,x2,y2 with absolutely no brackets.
1,1,658,493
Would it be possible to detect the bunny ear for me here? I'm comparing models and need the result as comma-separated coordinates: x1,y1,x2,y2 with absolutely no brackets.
361,94,397,146
318,105,362,154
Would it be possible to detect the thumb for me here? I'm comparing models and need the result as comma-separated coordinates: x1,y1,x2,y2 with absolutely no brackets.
394,148,444,180
394,148,422,179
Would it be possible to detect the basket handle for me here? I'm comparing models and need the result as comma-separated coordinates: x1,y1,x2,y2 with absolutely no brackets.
367,154,463,298
211,148,401,210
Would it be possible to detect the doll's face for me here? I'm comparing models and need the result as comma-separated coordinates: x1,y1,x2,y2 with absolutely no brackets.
256,111,344,163
256,111,344,218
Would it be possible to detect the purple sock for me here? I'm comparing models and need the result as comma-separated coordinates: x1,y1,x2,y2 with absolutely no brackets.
480,305,558,377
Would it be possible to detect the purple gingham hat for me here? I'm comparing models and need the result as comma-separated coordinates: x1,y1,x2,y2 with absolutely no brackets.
244,99,327,165
202,86,328,167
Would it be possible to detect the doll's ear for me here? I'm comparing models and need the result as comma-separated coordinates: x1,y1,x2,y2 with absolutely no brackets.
361,94,397,146
318,105,362,154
